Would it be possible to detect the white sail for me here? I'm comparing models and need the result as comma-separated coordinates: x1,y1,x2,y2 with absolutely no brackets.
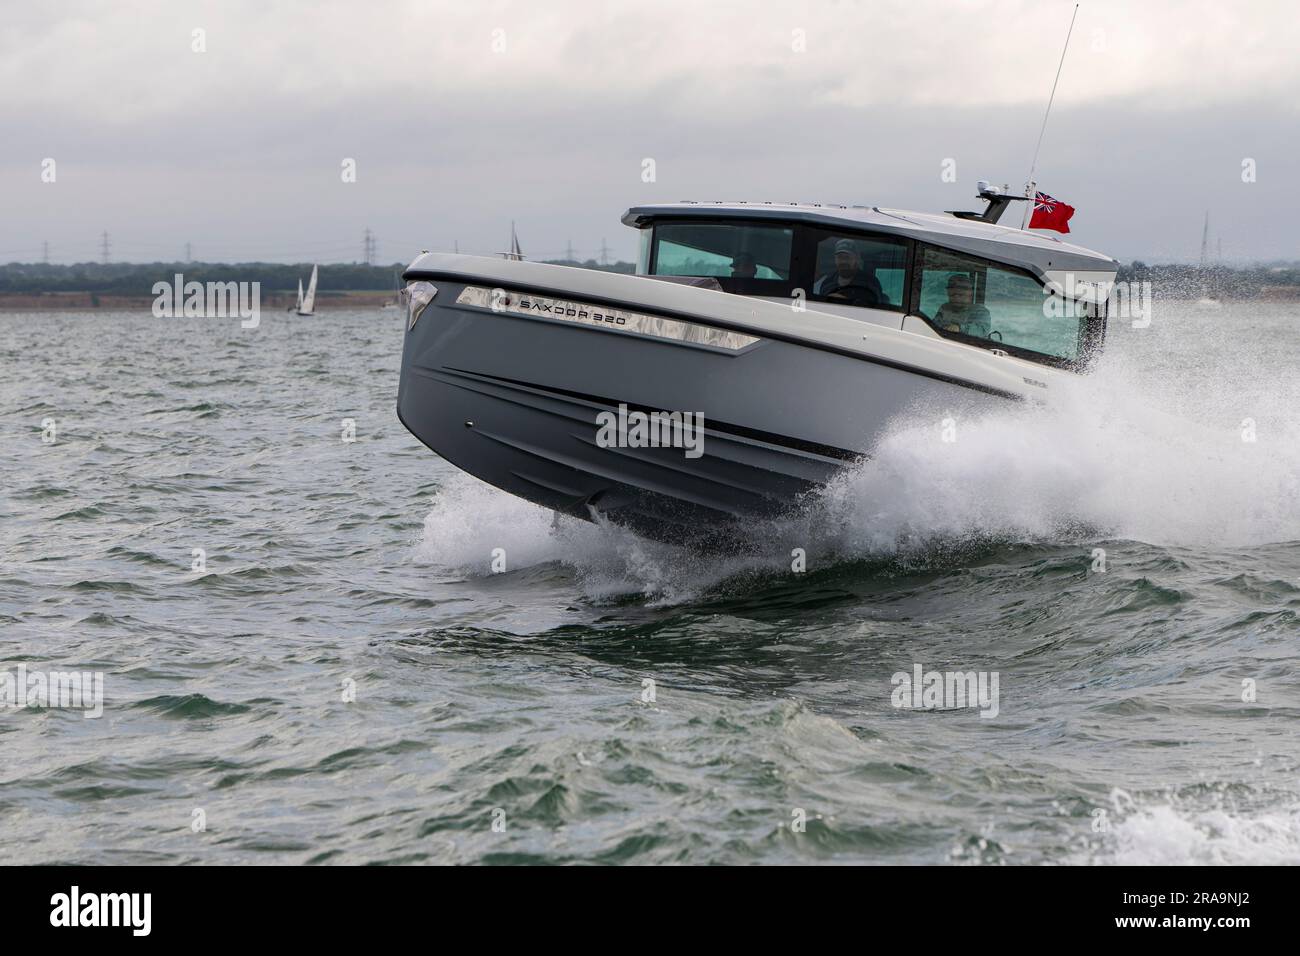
294,279,304,311
504,222,523,261
299,265,318,315
1196,212,1218,305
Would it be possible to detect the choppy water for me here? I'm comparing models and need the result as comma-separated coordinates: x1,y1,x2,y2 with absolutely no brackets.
2,302,1298,865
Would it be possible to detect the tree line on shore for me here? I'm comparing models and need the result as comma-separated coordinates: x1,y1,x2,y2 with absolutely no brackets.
0,258,1293,298
0,260,636,295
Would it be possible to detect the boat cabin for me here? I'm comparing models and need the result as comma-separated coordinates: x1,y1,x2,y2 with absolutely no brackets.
622,202,1118,370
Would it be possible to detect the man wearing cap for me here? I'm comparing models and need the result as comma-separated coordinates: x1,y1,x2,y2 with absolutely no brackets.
813,238,884,307
933,274,992,338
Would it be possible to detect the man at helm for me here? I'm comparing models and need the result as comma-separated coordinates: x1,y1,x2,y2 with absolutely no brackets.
814,239,883,307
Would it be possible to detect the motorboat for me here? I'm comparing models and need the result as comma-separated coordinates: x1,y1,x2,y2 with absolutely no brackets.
396,189,1118,545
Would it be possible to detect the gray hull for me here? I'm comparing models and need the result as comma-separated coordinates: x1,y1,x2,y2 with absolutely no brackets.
398,272,1008,546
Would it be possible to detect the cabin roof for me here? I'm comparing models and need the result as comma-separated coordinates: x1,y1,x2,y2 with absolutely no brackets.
621,201,1117,276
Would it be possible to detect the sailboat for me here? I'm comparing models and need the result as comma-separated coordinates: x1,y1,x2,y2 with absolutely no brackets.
296,265,318,315
1194,212,1221,309
288,278,304,312
382,270,402,310
503,222,523,261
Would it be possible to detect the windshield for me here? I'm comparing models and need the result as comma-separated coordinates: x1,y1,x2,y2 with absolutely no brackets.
914,245,1086,362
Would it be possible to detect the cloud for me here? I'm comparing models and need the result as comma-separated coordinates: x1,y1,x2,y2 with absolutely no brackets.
1,0,1297,263
7,0,1300,117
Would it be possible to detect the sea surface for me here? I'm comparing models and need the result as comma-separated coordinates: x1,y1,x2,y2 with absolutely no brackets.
2,301,1298,865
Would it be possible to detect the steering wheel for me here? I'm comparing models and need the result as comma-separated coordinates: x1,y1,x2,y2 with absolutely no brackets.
823,280,881,308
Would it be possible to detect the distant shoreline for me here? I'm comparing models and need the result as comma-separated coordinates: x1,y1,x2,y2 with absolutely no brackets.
0,290,398,312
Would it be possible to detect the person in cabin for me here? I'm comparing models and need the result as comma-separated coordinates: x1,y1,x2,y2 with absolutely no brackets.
730,252,758,279
933,274,992,337
814,239,883,306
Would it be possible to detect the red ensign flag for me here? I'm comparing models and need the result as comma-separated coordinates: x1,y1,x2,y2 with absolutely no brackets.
1028,191,1075,233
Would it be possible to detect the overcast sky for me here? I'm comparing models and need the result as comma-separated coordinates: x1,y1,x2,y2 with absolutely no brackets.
3,0,1298,265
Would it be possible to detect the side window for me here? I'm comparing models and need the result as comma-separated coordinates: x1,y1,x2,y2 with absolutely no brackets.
636,227,652,275
651,222,793,282
654,239,733,277
809,233,908,311
913,246,1083,362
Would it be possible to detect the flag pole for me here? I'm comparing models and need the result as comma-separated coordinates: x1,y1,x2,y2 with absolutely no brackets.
1022,2,1079,229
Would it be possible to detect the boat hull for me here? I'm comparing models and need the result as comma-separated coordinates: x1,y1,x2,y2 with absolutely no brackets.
398,273,1008,545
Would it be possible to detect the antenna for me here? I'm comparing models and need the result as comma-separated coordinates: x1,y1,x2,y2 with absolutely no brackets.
185,241,192,263
599,238,610,266
565,239,575,262
1021,3,1079,228
100,230,111,264
363,228,375,265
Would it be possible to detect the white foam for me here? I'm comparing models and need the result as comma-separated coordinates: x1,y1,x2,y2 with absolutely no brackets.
1077,788,1300,865
415,310,1300,597
811,355,1300,555
413,469,777,602
413,471,560,573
